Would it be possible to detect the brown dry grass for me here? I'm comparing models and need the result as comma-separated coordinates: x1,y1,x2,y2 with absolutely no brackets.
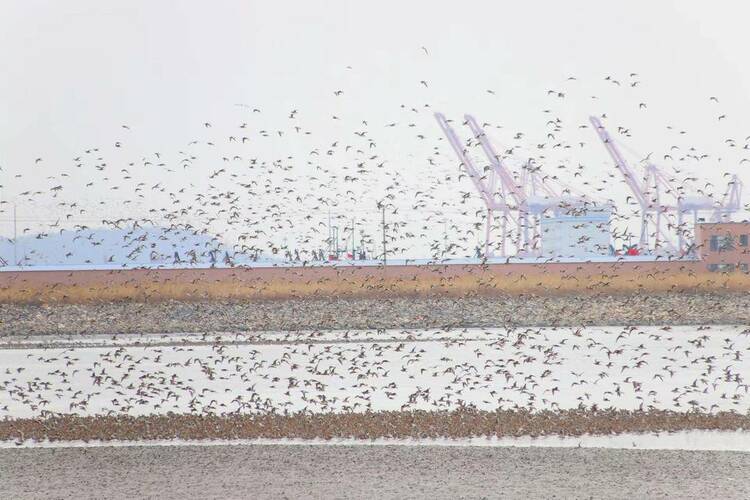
1,265,749,304
2,409,749,443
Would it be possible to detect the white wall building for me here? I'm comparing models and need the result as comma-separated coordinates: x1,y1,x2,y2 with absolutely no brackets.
540,208,612,260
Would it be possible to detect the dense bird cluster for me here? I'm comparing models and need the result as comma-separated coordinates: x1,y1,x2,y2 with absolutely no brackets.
2,293,748,336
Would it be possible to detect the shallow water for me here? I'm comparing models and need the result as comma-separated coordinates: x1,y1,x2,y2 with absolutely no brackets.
2,325,749,418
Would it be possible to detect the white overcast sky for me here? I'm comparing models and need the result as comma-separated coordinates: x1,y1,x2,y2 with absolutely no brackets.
1,1,749,256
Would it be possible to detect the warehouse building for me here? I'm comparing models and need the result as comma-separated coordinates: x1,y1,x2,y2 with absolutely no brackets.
695,222,750,272
540,207,612,260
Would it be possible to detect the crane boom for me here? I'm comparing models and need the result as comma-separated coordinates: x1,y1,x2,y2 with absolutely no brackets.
434,113,499,209
463,115,526,208
589,116,648,208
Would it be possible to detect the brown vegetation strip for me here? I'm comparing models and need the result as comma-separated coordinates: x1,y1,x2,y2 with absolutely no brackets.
1,262,749,304
2,410,750,443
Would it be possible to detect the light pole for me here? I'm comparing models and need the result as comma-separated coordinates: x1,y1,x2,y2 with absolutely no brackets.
13,202,17,266
381,205,386,266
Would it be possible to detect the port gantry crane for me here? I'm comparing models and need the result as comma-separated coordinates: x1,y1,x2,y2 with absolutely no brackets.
589,116,742,254
435,112,514,257
461,114,530,256
436,112,594,258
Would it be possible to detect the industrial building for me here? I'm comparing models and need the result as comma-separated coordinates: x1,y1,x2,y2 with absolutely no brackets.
695,222,750,273
540,207,612,259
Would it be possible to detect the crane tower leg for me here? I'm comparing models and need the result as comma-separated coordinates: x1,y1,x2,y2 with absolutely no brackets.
501,210,508,258
639,213,648,251
485,209,493,258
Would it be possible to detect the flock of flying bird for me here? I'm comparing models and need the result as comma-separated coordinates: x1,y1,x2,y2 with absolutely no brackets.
0,67,748,266
1,325,749,419
0,66,749,436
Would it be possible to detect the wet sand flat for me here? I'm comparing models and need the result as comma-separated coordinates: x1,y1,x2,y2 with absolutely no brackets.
2,444,750,499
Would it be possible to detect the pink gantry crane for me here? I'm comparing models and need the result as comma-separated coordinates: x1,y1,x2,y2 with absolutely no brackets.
712,174,742,222
435,112,515,257
436,112,594,257
461,114,531,253
589,116,742,254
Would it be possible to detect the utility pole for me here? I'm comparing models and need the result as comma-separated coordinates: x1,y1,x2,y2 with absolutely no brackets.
0,189,5,266
381,205,386,265
443,218,448,258
327,207,332,258
13,203,17,266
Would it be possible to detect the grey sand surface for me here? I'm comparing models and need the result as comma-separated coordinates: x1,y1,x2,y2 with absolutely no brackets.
2,444,750,499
